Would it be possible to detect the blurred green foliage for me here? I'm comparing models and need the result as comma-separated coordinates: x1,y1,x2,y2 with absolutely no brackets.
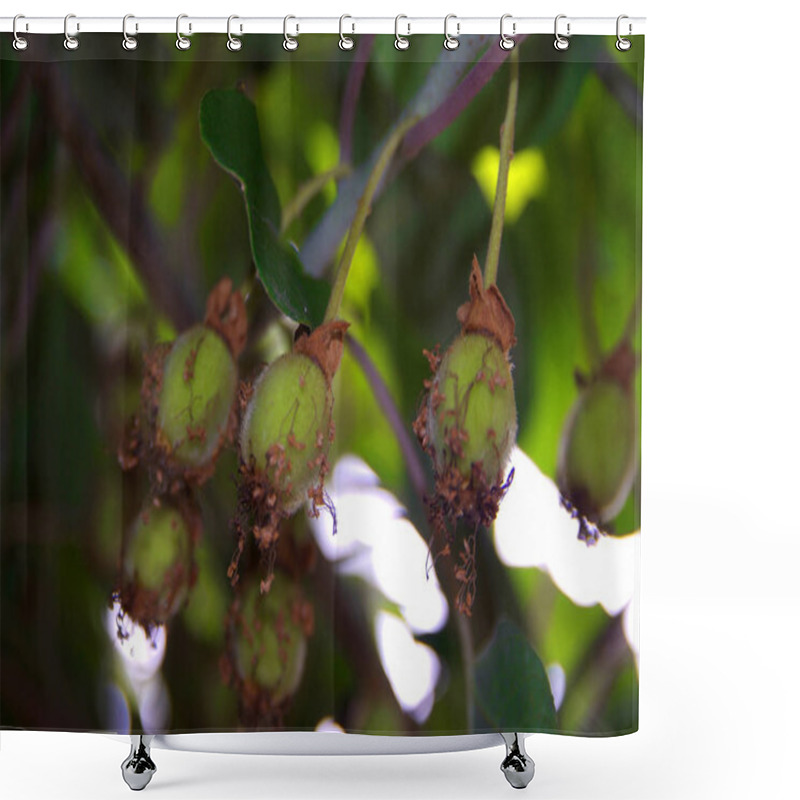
1,34,642,736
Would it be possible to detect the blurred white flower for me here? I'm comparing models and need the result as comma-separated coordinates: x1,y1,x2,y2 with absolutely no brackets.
104,600,170,733
375,610,441,724
105,600,166,682
309,455,448,635
494,446,639,616
309,455,447,724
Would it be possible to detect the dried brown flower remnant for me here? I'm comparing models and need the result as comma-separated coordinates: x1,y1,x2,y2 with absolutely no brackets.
118,278,246,493
231,321,348,592
415,258,517,615
456,255,517,353
204,276,248,359
557,340,638,545
293,319,349,384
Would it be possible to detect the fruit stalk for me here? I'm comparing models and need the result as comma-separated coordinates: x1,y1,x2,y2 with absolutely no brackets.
484,49,520,288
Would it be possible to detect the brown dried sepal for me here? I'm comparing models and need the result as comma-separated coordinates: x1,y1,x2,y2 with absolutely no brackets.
219,585,315,728
420,459,514,616
204,277,248,358
228,445,331,595
113,493,202,640
292,320,350,384
456,256,516,353
599,339,637,391
117,342,168,476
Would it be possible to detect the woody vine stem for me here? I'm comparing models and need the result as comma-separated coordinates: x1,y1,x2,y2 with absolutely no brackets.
483,49,519,287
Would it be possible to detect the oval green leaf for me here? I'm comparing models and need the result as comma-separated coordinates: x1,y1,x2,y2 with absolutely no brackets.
200,89,330,326
473,618,557,732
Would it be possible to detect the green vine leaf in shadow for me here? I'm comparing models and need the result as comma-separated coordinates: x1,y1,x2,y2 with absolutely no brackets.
199,89,330,327
473,618,557,731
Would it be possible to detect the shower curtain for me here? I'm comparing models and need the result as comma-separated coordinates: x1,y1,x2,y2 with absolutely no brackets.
0,29,643,738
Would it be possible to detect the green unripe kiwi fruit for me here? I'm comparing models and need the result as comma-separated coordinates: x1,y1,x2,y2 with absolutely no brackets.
156,325,237,469
428,332,517,484
240,353,332,513
233,574,308,702
557,377,637,522
123,503,193,623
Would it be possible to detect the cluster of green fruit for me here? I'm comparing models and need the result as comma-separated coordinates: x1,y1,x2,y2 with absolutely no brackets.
114,254,637,712
115,278,324,709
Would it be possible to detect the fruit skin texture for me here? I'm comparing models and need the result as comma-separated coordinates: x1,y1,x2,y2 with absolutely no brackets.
228,321,347,592
239,353,332,515
120,502,197,628
156,325,238,470
428,332,517,486
232,573,310,703
558,378,636,523
556,341,638,544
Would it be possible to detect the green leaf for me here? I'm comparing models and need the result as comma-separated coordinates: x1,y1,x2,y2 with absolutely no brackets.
473,619,557,732
199,89,330,326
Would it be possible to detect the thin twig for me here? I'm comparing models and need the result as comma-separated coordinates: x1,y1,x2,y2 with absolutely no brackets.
484,50,520,287
339,35,376,165
345,335,427,502
280,163,352,234
457,611,476,731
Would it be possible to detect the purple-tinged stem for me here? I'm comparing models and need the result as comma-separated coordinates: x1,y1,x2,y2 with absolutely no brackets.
401,36,527,163
339,34,376,166
301,35,494,276
345,335,428,503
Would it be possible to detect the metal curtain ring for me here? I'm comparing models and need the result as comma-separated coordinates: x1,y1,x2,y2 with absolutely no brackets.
227,15,242,51
616,14,632,51
122,14,138,51
283,15,298,51
499,14,515,50
176,14,191,50
339,14,355,50
554,14,570,50
395,15,410,50
64,13,79,51
444,14,460,50
12,14,28,51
